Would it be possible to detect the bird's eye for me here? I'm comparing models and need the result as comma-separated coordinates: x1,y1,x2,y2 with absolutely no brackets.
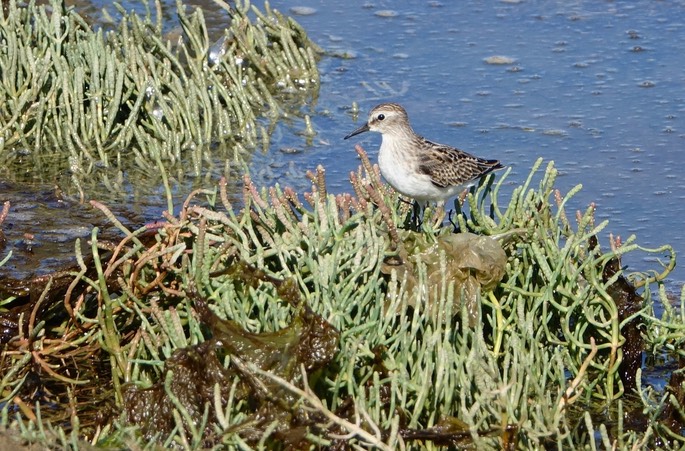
378,114,385,121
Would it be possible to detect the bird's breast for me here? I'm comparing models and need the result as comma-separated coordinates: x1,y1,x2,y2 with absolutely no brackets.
378,138,437,199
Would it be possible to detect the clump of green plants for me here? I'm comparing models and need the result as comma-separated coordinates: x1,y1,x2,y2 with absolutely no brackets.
0,0,320,195
1,146,682,449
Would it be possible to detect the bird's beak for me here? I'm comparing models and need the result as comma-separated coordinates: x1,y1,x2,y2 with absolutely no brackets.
344,123,370,139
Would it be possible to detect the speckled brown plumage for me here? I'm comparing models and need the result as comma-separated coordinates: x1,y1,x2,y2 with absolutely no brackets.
416,137,503,188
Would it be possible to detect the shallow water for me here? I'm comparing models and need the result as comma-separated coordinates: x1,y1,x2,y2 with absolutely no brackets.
5,0,685,288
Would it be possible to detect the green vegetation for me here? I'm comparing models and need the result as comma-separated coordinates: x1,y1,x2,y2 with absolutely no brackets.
2,150,684,449
0,0,683,449
0,0,319,195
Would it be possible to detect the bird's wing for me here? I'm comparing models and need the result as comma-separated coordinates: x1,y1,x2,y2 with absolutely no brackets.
417,138,502,188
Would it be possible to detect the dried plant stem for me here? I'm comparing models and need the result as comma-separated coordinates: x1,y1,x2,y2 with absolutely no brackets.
252,365,397,451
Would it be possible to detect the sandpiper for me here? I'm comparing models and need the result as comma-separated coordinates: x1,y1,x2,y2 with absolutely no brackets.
344,102,503,204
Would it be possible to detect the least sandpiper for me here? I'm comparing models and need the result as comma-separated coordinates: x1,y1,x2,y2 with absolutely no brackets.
344,103,503,204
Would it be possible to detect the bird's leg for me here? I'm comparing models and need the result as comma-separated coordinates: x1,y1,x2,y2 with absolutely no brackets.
448,209,457,232
448,197,465,232
411,200,423,231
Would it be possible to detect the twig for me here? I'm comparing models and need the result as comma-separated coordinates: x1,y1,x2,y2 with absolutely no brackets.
251,364,394,451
